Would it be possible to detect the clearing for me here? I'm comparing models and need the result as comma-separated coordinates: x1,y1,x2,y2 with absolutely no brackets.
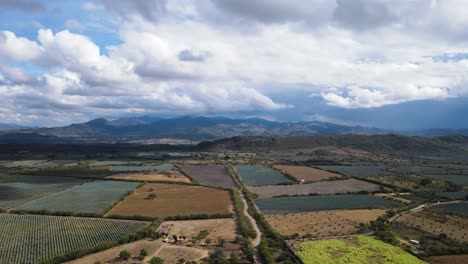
274,165,341,182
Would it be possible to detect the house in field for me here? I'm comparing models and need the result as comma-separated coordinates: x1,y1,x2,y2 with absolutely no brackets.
158,224,172,237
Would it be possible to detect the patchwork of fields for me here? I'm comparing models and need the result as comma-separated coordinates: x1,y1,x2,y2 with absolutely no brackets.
107,170,191,183
295,235,425,264
110,163,175,172
235,165,293,186
0,175,86,210
0,214,148,264
423,174,468,185
15,180,140,215
255,194,396,214
107,183,233,218
248,179,381,198
182,164,237,188
318,165,391,177
274,165,341,182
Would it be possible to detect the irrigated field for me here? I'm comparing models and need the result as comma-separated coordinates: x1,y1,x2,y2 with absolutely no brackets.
248,179,381,198
255,194,396,214
110,163,175,172
0,214,148,264
235,165,293,186
107,170,191,183
266,209,385,238
182,164,237,188
428,255,468,264
107,183,233,218
274,165,341,182
424,175,468,185
158,218,237,243
435,192,468,200
15,180,140,215
432,202,468,217
0,175,86,210
397,209,468,242
318,165,390,177
294,235,425,264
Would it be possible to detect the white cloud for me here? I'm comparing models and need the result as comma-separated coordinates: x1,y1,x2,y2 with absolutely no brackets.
0,31,42,61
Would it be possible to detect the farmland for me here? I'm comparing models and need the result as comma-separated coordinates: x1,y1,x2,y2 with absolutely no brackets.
248,179,382,198
274,165,341,182
428,254,468,264
182,164,237,188
318,165,390,177
0,175,86,210
294,235,425,264
423,175,468,185
0,214,148,264
255,194,396,214
266,209,385,238
435,192,468,200
15,180,140,215
106,170,191,183
235,165,293,186
432,202,468,217
107,183,233,218
110,163,175,172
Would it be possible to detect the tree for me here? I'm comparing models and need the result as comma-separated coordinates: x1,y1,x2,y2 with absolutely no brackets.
119,250,131,260
420,178,432,186
138,248,148,260
147,192,157,199
149,257,165,264
178,258,186,264
229,253,240,264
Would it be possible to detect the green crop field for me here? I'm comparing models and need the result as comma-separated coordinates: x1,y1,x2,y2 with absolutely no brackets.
110,163,175,172
295,235,425,264
255,194,396,214
0,175,86,210
432,202,468,217
0,214,148,264
318,165,391,177
15,180,140,215
423,175,468,185
235,165,293,186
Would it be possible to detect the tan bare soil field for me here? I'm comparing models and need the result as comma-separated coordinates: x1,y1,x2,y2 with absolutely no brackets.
428,254,468,264
158,218,237,243
266,209,385,238
107,183,233,218
248,179,381,198
106,170,191,183
274,165,341,182
66,240,208,264
397,210,468,242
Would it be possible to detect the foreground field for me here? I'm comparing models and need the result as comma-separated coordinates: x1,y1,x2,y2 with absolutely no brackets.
107,183,233,218
256,194,396,214
66,240,209,264
158,218,237,244
0,175,86,210
267,209,385,238
235,165,293,186
427,254,468,264
0,214,148,264
15,180,140,215
106,170,191,183
248,179,381,198
295,235,425,264
274,165,341,182
182,164,237,188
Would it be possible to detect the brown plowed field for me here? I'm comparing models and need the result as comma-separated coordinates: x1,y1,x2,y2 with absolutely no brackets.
274,165,341,182
107,183,233,218
106,170,191,183
182,164,237,188
427,255,468,264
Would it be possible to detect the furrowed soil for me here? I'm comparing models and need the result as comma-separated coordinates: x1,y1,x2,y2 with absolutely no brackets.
427,254,468,264
274,165,341,182
106,170,191,183
107,183,233,218
182,164,237,188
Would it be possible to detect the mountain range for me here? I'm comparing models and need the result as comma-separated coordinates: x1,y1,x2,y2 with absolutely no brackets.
0,116,467,144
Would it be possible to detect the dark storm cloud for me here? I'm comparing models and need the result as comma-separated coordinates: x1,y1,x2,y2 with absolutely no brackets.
0,0,45,13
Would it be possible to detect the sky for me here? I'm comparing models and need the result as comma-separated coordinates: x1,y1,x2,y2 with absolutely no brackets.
0,0,468,129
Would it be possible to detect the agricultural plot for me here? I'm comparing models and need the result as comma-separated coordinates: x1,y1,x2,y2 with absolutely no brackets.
266,209,385,238
274,165,341,182
428,254,468,264
182,164,237,188
318,165,391,177
432,202,468,217
397,209,468,242
423,175,468,185
0,175,86,210
158,218,237,244
248,179,382,198
294,235,425,264
0,214,148,264
255,194,396,214
435,191,468,200
235,165,293,186
107,170,191,183
107,183,233,218
15,180,140,215
110,163,175,172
